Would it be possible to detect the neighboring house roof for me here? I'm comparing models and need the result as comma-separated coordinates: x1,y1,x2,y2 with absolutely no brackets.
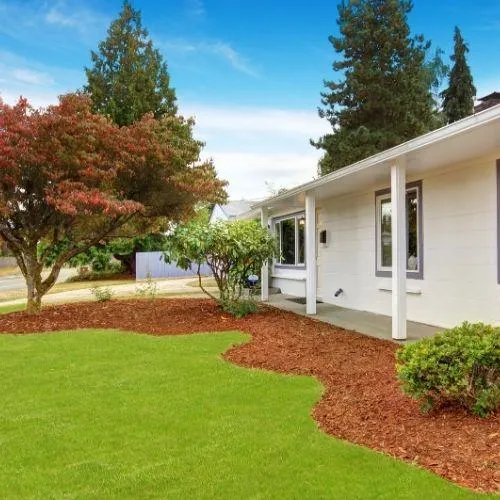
250,103,500,214
474,92,500,113
478,92,500,101
210,200,260,222
219,200,255,219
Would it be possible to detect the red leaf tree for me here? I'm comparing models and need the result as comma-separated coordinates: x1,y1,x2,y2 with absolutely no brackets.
0,94,226,312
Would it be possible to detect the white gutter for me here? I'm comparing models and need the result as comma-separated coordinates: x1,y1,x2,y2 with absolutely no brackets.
251,104,500,210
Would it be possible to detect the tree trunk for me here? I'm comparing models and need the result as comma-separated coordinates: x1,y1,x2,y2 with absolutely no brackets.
113,252,136,276
25,274,42,314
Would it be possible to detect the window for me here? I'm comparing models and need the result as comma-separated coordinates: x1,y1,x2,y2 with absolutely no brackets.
375,181,423,279
275,213,305,267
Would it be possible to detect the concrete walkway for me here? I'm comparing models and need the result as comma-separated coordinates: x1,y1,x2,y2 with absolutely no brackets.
268,294,441,342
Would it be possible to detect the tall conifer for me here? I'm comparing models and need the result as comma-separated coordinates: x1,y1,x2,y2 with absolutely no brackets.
441,27,476,124
85,1,177,126
312,0,436,175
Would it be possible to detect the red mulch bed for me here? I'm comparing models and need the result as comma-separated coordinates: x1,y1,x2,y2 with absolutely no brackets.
0,298,498,492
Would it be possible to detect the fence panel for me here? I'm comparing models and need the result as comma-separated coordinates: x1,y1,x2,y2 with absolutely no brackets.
136,252,211,280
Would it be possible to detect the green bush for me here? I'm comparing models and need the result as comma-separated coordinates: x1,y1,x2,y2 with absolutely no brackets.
67,263,125,282
90,286,115,302
396,322,500,417
221,299,258,318
165,220,275,317
135,273,158,301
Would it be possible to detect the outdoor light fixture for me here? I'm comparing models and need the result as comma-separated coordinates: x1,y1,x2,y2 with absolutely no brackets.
247,274,259,288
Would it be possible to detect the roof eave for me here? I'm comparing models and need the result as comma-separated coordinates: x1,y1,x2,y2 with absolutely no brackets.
251,104,500,211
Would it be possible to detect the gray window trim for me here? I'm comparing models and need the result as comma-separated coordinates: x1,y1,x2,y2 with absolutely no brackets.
273,211,306,269
374,180,424,280
497,160,500,284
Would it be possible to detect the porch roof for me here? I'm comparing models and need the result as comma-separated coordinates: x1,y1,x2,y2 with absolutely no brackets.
250,104,500,213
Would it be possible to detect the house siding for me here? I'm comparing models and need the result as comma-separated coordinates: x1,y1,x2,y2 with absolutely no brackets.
272,156,500,328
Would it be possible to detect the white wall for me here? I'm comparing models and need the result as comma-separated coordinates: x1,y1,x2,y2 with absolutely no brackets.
271,267,306,296
318,157,500,327
272,156,500,328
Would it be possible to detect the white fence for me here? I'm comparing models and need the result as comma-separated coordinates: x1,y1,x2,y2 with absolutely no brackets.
135,252,211,280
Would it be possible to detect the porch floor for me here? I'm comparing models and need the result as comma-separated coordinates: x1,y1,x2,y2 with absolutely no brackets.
267,294,441,342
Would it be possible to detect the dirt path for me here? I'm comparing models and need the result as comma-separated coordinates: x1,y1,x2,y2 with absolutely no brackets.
0,298,497,492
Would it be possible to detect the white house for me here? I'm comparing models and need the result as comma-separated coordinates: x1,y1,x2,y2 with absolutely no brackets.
251,104,500,340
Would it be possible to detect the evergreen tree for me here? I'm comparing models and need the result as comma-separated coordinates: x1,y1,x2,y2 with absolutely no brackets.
441,27,476,124
83,2,225,276
312,0,437,175
85,1,177,126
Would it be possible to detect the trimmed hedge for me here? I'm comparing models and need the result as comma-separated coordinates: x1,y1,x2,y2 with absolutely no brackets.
396,322,499,417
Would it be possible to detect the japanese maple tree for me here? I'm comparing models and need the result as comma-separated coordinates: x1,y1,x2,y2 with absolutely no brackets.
0,94,226,313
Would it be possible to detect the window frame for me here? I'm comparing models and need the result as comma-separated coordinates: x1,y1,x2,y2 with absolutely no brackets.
274,211,306,268
375,180,423,280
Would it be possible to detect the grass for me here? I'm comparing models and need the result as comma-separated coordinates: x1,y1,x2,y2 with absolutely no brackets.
0,302,25,314
186,276,217,288
0,330,490,499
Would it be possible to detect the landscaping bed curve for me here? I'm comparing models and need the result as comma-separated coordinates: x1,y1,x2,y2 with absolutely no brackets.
0,298,497,492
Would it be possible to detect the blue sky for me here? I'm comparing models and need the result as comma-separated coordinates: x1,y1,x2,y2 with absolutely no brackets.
1,0,499,198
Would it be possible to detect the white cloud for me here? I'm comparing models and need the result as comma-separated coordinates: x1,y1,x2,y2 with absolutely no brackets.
11,68,54,86
161,38,258,77
178,103,329,198
204,151,321,199
186,0,205,17
0,1,109,48
45,4,79,27
181,103,329,139
0,51,83,107
206,43,257,77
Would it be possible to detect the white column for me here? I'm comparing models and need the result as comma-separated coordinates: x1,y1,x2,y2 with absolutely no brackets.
305,193,317,315
260,208,269,302
391,161,407,340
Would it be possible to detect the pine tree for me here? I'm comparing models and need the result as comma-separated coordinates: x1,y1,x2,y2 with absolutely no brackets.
312,0,437,175
441,27,476,124
85,1,177,126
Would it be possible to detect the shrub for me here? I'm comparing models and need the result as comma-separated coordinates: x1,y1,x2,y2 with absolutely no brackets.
135,273,158,300
67,263,125,283
165,220,275,317
90,286,114,302
221,299,258,318
396,322,500,417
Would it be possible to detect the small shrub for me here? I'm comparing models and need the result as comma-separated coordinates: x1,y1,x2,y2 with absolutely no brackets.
67,263,125,283
90,286,114,302
221,299,258,318
396,322,500,417
165,220,275,317
135,273,158,300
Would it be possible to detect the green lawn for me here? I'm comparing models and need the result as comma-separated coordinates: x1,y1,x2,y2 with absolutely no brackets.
0,330,490,499
0,302,25,315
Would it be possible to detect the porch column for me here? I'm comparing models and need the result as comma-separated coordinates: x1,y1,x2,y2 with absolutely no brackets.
391,160,407,340
260,207,269,302
305,192,317,315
